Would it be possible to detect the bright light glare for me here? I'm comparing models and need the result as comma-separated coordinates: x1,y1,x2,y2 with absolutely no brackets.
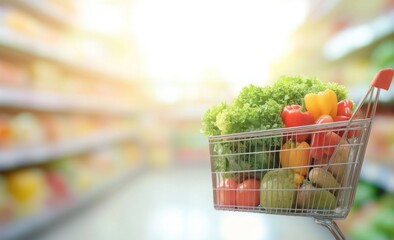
186,208,211,240
148,206,185,239
78,2,123,35
219,213,269,240
148,206,211,239
131,0,308,88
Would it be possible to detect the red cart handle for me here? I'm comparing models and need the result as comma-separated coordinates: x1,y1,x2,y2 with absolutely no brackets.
371,68,394,90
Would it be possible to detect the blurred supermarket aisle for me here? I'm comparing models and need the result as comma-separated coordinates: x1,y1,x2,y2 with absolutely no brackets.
30,164,335,240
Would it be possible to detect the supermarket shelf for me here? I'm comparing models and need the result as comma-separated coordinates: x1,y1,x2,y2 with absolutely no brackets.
0,88,136,116
0,0,74,27
0,28,131,81
324,9,394,60
0,163,146,240
0,130,139,171
360,161,394,193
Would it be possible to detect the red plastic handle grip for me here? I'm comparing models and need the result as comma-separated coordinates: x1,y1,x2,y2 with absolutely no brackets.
371,68,394,90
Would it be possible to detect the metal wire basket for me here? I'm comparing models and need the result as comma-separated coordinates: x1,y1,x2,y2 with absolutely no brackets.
208,68,394,240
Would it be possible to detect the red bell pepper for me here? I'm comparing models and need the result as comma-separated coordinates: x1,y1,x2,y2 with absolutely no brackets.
333,99,359,138
282,105,315,141
337,99,353,117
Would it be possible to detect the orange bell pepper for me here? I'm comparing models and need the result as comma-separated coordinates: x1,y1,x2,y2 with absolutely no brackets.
280,140,311,176
304,89,338,120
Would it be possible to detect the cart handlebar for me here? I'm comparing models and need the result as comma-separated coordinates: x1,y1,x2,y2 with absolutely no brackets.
371,68,394,90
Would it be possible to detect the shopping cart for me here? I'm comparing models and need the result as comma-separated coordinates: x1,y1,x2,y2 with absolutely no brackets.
208,68,394,240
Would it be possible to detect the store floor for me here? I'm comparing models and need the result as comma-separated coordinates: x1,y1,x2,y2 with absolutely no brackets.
32,163,337,240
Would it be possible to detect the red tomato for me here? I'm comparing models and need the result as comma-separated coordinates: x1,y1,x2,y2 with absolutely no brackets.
236,179,260,207
216,178,237,206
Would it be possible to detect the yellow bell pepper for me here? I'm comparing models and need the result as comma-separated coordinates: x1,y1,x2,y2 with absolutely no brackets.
304,89,338,120
279,140,311,176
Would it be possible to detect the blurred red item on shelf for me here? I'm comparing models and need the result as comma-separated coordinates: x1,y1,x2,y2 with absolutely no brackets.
0,59,28,87
0,114,12,148
45,170,71,206
38,114,58,143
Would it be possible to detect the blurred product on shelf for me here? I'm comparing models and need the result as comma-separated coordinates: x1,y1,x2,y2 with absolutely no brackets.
1,6,64,46
29,61,62,93
0,3,139,78
0,142,142,229
6,168,47,217
44,168,71,206
0,111,136,150
0,114,12,148
0,58,28,87
10,112,45,147
0,174,14,224
0,58,139,113
365,115,394,167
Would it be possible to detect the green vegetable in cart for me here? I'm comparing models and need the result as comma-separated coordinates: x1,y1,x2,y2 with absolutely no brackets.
309,168,340,193
296,181,337,210
260,169,296,209
201,102,228,136
216,99,283,138
327,140,351,183
213,142,280,183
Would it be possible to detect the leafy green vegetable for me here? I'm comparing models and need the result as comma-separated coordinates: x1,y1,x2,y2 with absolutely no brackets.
216,100,283,135
233,84,272,107
201,102,228,136
213,141,280,182
271,75,348,106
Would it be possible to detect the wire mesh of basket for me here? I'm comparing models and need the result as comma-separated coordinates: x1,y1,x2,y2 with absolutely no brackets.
208,68,393,240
